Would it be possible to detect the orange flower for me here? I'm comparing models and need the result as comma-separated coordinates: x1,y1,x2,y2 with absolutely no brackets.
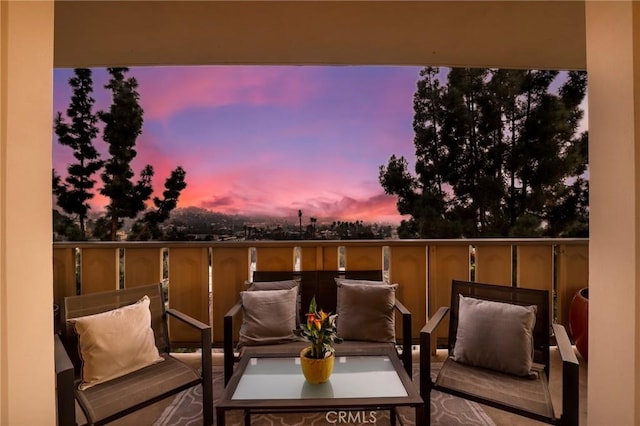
306,313,316,325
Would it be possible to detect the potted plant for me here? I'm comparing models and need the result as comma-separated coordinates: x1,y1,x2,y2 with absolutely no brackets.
294,297,342,383
569,287,589,362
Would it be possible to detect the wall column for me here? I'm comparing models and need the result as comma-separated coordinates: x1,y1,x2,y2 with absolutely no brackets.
0,1,55,424
586,2,640,424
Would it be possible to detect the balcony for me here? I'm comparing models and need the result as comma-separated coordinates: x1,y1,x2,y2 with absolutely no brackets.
54,238,588,425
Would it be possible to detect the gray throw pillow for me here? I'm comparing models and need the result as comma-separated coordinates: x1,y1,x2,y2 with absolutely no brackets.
239,287,298,346
452,294,537,377
336,282,397,343
247,279,301,324
246,279,299,291
334,277,385,286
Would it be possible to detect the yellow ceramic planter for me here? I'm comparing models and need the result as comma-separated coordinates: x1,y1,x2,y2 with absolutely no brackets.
300,347,334,384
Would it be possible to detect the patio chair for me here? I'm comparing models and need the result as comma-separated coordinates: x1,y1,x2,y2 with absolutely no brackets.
55,283,213,426
224,270,413,385
420,280,579,426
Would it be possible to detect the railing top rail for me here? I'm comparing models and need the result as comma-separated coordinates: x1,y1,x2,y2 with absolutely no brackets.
53,238,588,249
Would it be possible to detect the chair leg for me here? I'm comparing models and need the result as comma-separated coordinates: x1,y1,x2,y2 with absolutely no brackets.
419,330,433,426
416,403,426,426
201,330,213,426
55,335,76,426
561,360,579,426
223,314,234,386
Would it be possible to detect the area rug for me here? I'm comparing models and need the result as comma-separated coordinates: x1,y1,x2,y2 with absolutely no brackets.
154,364,495,426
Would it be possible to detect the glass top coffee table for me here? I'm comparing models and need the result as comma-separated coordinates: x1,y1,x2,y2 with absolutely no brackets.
216,346,424,426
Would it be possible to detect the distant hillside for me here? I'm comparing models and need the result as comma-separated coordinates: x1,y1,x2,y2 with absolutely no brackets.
54,206,395,241
166,207,394,240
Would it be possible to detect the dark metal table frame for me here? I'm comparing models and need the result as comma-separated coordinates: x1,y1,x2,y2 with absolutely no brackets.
216,346,424,426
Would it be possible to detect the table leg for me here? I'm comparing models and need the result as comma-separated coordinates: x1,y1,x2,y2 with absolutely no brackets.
390,408,397,425
244,409,251,426
416,404,426,426
216,407,225,426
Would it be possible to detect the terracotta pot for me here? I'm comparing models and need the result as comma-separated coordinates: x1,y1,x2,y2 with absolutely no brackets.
300,347,334,384
569,287,588,362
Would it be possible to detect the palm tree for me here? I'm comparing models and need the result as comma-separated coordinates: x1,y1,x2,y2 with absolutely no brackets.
310,217,317,239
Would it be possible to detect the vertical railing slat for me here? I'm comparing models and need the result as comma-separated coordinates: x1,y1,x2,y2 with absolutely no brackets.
517,245,554,290
428,244,471,347
300,246,318,270
389,244,427,341
557,244,589,330
344,245,382,270
53,247,76,325
321,245,340,270
168,247,210,346
81,247,119,294
255,246,295,271
517,244,554,323
124,247,163,288
211,246,249,345
475,245,512,285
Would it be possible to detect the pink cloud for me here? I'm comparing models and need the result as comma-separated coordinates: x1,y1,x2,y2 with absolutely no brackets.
136,67,320,121
52,66,422,226
201,195,236,210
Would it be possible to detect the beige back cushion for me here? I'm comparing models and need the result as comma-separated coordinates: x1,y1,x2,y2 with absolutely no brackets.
68,295,164,390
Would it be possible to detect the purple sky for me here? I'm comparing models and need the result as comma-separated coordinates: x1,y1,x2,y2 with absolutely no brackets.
53,66,423,225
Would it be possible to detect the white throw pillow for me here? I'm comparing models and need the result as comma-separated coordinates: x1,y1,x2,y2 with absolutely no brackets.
68,295,164,390
452,294,537,377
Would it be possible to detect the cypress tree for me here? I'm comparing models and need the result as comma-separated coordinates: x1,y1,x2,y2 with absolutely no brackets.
97,67,152,240
53,68,102,240
129,166,187,240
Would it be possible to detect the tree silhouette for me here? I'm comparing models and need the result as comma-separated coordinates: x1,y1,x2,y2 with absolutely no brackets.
96,68,186,240
129,167,187,240
53,68,102,239
310,217,317,238
380,67,588,238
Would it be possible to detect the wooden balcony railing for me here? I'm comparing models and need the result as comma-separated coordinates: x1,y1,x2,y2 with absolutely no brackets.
53,238,588,347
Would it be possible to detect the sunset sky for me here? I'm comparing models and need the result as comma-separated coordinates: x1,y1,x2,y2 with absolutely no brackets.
52,66,423,225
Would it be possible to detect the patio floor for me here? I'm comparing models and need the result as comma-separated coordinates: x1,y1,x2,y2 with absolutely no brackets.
99,346,587,426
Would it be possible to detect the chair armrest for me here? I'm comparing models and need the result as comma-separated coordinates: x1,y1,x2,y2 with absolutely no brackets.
54,334,76,426
553,323,579,426
419,307,450,400
421,306,449,336
223,300,243,385
394,298,410,315
394,299,412,376
166,308,210,331
166,308,213,425
166,308,212,367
